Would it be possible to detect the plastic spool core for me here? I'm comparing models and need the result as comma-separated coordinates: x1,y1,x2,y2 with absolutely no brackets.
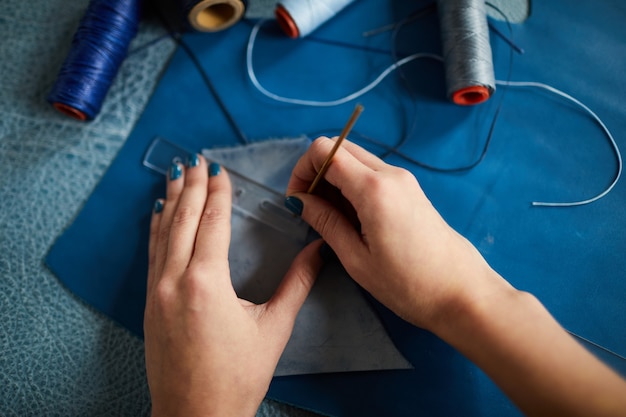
452,86,490,105
275,5,299,38
52,102,87,121
189,0,245,32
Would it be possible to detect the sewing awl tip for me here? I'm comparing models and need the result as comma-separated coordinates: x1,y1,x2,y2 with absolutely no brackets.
307,104,364,194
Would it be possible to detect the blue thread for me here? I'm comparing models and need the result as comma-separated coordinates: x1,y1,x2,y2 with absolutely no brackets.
47,0,140,120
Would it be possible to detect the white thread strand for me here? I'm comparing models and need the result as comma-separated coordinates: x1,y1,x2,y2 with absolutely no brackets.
496,80,622,207
246,21,621,207
246,20,442,107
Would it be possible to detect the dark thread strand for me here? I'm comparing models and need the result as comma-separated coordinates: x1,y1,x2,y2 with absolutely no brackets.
153,2,249,144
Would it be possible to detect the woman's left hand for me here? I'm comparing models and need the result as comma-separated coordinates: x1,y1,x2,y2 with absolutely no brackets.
144,155,323,417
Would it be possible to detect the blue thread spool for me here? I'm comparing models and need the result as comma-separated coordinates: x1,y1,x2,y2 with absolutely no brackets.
48,0,248,121
48,0,140,120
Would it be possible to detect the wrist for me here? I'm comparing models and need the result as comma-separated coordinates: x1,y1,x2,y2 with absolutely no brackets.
150,388,263,417
427,253,518,339
430,265,532,365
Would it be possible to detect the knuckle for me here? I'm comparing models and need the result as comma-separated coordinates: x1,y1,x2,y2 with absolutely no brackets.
315,208,342,237
152,280,176,311
292,263,315,293
147,266,216,319
310,137,332,161
180,273,203,300
158,224,171,245
361,173,398,213
183,264,208,289
311,136,329,150
180,264,223,305
363,172,386,193
199,207,229,228
392,167,417,185
360,173,391,205
172,205,196,227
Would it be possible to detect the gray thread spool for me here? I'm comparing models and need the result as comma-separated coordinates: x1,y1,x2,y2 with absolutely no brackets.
437,0,495,105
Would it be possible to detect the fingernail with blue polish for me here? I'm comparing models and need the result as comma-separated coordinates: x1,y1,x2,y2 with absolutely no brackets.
284,196,303,216
209,162,221,177
170,161,182,180
154,199,164,214
188,153,200,168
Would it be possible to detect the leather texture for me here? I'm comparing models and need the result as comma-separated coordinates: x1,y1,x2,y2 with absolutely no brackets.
0,1,173,416
0,0,317,416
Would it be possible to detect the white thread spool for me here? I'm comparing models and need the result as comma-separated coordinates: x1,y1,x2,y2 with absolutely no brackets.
275,0,357,38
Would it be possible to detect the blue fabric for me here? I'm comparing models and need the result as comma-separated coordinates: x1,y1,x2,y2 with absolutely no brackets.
46,0,626,416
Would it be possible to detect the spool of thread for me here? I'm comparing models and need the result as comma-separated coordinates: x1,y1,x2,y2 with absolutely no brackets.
275,0,356,38
183,0,247,32
437,0,495,105
47,0,140,121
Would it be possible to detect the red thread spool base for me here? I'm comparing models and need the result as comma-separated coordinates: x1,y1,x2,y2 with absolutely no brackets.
52,102,88,121
452,86,490,106
275,5,299,38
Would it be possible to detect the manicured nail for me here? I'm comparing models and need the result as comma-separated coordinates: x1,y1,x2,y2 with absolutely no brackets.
170,161,182,180
153,199,164,214
188,153,200,168
209,162,221,177
284,196,303,216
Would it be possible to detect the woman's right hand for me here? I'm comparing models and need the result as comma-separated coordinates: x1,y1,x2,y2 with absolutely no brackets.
285,136,510,331
287,137,626,417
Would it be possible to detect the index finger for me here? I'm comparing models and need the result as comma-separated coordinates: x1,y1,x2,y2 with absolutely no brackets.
339,137,388,170
286,137,380,206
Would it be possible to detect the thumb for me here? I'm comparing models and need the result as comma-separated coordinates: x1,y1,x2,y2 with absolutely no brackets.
264,239,324,330
286,192,362,255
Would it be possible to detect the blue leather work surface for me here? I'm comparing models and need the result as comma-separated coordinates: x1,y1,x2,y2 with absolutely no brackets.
46,0,626,416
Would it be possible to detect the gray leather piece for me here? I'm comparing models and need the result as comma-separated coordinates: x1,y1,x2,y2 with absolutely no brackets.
0,0,527,415
202,138,412,376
